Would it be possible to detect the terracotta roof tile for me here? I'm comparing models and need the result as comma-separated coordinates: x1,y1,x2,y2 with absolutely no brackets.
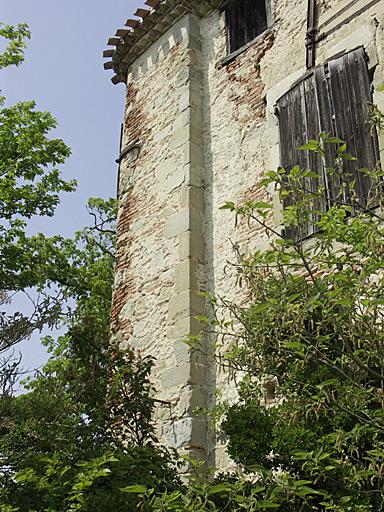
125,19,140,28
135,8,151,18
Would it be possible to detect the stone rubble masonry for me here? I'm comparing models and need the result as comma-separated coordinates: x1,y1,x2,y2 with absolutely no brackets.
111,0,384,470
111,14,208,461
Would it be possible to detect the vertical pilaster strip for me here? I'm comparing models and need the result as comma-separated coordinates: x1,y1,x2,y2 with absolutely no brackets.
163,14,208,460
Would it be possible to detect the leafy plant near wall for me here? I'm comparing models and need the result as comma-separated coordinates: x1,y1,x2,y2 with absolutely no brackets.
200,132,384,510
132,126,384,509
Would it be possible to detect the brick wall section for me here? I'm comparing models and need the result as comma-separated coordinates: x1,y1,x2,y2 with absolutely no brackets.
124,85,145,142
221,31,275,124
111,188,136,340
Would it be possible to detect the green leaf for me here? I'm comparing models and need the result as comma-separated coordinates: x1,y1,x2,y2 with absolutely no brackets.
253,303,270,313
220,201,236,210
208,483,232,495
119,484,148,494
284,341,306,351
253,202,273,209
257,501,280,508
325,137,344,143
299,141,319,151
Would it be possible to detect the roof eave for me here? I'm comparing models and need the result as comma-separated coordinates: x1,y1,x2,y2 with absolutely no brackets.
103,0,222,85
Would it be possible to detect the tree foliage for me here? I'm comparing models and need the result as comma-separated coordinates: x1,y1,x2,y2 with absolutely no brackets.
0,23,76,350
0,23,177,512
0,198,178,512
0,23,30,69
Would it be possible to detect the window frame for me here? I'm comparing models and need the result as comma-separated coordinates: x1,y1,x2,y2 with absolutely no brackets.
221,0,274,64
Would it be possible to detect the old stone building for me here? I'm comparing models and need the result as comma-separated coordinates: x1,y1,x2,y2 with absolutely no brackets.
104,0,384,469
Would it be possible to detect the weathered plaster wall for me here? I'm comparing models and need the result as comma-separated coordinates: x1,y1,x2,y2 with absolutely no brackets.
112,0,384,469
111,15,208,458
199,0,384,468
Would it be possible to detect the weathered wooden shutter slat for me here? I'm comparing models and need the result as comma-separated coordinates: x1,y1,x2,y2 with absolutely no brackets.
226,3,239,54
257,0,268,35
240,0,248,48
242,0,250,45
279,85,309,169
312,65,341,206
313,65,337,170
327,53,357,204
303,70,329,233
248,0,267,43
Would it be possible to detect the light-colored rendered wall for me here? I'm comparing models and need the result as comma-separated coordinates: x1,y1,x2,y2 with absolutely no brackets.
112,0,384,469
200,0,384,469
111,15,209,459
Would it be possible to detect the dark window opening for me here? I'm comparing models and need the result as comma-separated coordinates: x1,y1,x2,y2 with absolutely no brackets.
276,47,380,241
225,0,269,54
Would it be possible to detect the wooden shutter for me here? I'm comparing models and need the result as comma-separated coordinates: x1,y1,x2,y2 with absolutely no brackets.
277,47,379,240
246,0,267,44
327,48,379,205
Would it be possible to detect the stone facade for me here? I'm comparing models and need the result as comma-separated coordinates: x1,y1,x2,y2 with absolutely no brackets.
108,0,384,469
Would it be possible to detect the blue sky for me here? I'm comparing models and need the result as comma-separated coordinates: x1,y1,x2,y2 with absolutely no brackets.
2,0,143,377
